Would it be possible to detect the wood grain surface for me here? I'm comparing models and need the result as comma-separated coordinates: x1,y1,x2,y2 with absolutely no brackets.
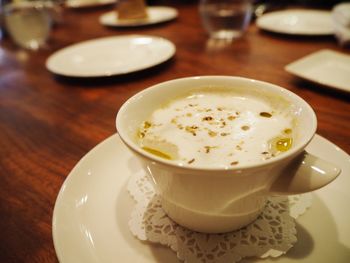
0,1,349,262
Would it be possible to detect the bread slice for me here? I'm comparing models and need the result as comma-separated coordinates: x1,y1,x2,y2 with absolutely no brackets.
118,0,148,20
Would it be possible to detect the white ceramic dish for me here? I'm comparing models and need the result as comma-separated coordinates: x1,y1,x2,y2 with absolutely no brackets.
285,49,350,93
53,134,350,263
100,6,178,27
256,10,333,35
65,0,116,9
46,35,175,77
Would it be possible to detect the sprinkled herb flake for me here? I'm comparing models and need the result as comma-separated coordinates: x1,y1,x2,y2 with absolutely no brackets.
204,146,217,153
241,125,250,131
202,116,214,121
261,151,271,160
208,130,217,137
185,125,198,136
260,112,272,118
187,158,195,164
143,121,152,129
284,128,292,134
138,131,145,138
230,161,239,166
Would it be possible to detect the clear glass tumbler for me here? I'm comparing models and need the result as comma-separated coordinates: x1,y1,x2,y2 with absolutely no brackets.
199,0,253,40
4,1,52,50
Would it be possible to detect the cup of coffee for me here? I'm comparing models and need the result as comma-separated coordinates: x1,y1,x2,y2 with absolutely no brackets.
116,76,340,233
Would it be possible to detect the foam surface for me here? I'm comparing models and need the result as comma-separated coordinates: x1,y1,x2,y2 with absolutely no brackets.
138,91,295,168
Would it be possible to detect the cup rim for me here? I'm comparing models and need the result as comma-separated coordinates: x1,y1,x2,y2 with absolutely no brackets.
116,75,317,172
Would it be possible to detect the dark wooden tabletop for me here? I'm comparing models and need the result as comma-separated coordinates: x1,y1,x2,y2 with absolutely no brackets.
0,1,349,262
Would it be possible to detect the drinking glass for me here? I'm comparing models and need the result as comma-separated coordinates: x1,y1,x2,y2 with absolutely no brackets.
199,0,253,40
3,1,52,50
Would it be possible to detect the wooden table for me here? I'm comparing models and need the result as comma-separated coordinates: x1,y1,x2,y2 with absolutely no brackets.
0,1,349,262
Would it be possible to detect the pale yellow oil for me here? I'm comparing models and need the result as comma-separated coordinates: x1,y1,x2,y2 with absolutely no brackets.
275,137,293,152
142,147,172,160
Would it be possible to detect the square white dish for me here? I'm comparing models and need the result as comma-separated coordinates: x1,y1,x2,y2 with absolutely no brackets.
285,49,350,93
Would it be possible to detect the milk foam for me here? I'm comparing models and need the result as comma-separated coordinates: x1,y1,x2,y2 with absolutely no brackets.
138,90,295,168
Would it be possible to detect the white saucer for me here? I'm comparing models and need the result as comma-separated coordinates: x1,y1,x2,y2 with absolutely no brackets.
53,134,350,262
66,0,116,9
285,49,350,93
99,6,178,27
256,10,333,35
46,35,175,77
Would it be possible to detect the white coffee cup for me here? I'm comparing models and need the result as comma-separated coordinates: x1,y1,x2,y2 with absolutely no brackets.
116,76,340,233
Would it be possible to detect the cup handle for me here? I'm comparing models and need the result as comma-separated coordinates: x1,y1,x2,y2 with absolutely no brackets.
269,151,341,194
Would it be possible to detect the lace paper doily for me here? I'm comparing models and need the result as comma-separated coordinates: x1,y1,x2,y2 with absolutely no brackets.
128,170,312,263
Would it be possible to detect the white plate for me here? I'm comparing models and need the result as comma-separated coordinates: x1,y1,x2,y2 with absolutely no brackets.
99,6,178,27
66,0,116,9
256,10,333,35
46,35,175,77
285,49,350,93
53,134,350,263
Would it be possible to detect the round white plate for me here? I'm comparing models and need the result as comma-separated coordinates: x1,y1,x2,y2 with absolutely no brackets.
99,6,178,27
66,0,116,9
256,10,333,35
46,35,175,77
53,134,350,262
